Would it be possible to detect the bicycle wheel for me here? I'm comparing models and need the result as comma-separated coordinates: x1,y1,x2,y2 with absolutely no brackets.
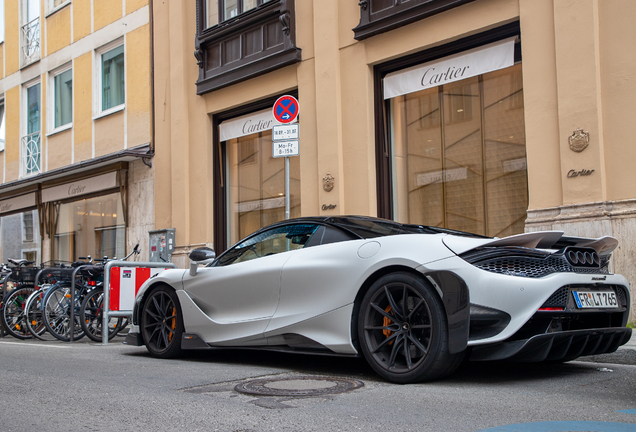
1,285,36,339
25,286,57,341
80,288,124,342
42,283,85,342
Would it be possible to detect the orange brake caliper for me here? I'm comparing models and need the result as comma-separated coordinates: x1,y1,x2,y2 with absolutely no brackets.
383,306,394,344
168,307,176,341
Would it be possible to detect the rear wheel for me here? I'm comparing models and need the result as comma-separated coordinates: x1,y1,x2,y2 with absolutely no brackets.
357,272,461,383
25,288,53,341
80,288,124,342
1,286,35,339
141,286,183,358
42,283,85,342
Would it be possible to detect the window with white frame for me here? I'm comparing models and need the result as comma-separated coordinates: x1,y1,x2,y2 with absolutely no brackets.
49,65,72,132
21,0,40,66
22,81,41,176
22,212,34,242
46,0,70,16
0,98,5,152
96,42,125,116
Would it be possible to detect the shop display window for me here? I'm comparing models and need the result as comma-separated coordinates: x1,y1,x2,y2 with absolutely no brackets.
52,192,124,262
225,130,300,247
389,64,527,237
0,209,40,264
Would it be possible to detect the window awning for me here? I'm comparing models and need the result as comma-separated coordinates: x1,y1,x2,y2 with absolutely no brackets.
0,143,152,198
383,37,516,100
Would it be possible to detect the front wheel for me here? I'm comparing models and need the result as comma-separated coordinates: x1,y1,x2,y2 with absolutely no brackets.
141,286,184,358
357,272,461,383
1,286,36,339
80,288,124,342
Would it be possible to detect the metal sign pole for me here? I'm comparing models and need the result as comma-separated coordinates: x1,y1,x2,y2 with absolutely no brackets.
285,156,290,219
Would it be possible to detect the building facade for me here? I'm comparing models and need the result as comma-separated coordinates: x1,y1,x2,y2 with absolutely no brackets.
0,0,154,264
153,0,636,322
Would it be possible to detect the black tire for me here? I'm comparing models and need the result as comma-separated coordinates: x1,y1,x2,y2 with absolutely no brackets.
357,272,462,383
42,283,85,342
141,285,184,358
80,288,124,342
1,286,36,340
25,289,54,341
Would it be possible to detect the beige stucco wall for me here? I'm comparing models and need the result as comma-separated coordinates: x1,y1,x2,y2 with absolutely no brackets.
47,129,73,170
126,24,152,148
73,0,92,42
74,52,93,162
46,6,71,55
94,0,123,32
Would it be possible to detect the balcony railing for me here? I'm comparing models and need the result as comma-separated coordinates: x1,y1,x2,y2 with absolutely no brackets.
21,132,41,176
21,17,40,66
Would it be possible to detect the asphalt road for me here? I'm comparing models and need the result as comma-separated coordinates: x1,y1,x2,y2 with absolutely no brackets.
0,333,635,432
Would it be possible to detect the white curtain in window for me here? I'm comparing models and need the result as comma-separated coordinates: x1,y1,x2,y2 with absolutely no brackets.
54,69,72,128
102,46,125,111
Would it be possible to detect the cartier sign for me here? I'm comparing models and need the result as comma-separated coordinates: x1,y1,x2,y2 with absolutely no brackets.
219,109,277,142
567,169,595,178
0,192,36,215
42,172,119,203
383,37,516,100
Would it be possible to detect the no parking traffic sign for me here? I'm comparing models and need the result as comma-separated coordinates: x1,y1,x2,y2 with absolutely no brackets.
273,95,299,124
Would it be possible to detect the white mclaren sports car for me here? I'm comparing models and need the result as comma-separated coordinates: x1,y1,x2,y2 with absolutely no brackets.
126,216,632,383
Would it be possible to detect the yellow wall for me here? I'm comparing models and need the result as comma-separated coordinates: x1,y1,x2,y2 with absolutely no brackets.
47,129,72,170
599,0,636,201
5,0,19,75
73,0,92,42
73,53,92,162
126,24,152,148
46,5,71,55
94,111,125,157
126,0,148,16
94,0,123,31
5,86,20,182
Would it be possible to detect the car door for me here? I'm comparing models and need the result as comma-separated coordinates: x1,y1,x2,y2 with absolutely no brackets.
181,223,320,342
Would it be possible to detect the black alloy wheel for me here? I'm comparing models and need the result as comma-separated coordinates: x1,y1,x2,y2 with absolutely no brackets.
358,272,461,383
141,286,184,358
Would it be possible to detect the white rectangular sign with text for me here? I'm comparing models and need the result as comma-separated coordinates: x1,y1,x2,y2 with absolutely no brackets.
272,140,299,158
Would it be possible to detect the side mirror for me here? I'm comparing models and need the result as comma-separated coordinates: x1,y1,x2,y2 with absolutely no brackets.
189,247,216,276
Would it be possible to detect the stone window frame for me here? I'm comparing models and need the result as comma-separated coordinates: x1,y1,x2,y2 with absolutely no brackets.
195,0,301,95
353,0,476,41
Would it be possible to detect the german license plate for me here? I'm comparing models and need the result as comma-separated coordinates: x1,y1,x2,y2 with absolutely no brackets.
572,291,618,309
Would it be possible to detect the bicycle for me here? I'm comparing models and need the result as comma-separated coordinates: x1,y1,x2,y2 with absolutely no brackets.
0,259,39,340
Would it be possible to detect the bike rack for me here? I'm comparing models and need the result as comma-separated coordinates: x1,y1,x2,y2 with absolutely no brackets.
70,265,98,343
102,261,177,345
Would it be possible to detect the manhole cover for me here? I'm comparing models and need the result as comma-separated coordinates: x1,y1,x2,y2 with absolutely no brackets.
234,376,364,397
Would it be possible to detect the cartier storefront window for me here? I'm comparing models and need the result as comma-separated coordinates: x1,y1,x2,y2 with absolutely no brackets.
219,108,300,248
383,33,527,237
52,192,125,262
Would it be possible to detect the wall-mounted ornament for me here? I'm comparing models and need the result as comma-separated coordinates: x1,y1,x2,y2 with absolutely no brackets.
568,128,590,152
323,173,335,192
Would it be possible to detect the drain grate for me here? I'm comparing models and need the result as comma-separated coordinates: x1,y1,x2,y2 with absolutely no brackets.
234,376,364,397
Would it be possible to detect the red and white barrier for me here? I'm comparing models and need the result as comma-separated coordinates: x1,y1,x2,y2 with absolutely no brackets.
108,267,167,311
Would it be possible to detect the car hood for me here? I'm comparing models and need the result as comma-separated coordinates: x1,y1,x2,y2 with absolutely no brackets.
442,230,619,256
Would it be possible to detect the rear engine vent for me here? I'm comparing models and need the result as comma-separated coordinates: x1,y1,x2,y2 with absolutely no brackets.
460,247,610,278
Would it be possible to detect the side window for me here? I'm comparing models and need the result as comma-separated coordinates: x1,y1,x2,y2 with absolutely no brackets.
304,225,359,248
216,224,319,266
